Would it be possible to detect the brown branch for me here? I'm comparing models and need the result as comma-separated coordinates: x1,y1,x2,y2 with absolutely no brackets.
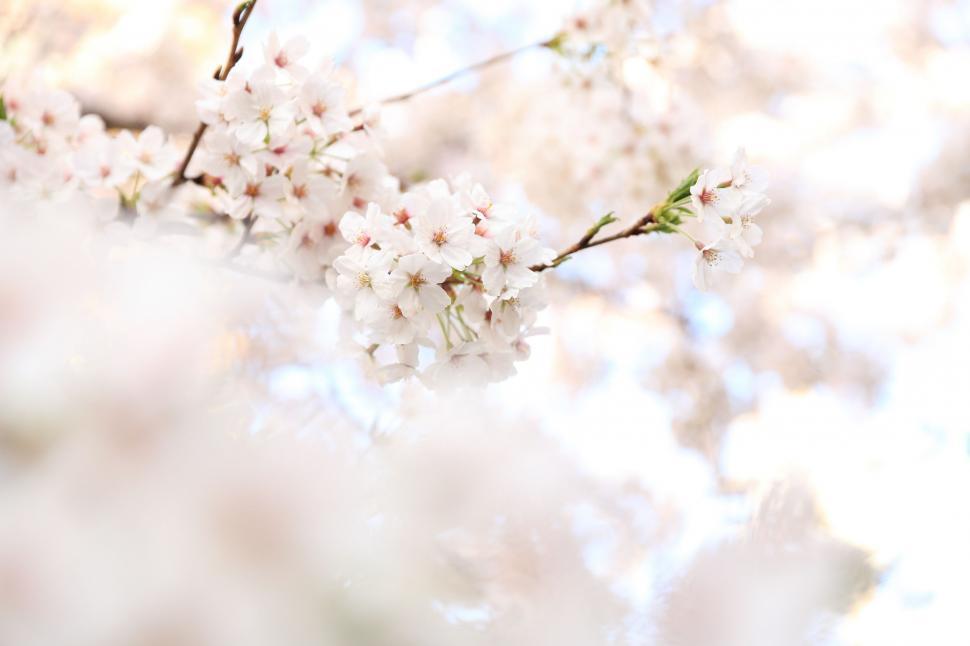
173,0,259,187
530,210,661,273
348,36,559,117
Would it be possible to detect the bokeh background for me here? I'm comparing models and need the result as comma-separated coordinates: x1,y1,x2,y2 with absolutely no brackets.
2,0,969,644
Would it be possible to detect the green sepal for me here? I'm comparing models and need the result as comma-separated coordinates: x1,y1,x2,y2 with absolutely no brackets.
666,168,700,204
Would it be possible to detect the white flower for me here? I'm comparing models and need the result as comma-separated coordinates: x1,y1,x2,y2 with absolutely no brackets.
225,173,287,220
730,193,770,258
258,129,312,172
195,67,246,126
333,247,392,321
412,197,475,269
487,285,546,340
422,342,491,390
282,215,343,280
690,168,740,227
692,243,743,291
73,136,133,189
263,33,310,81
285,160,338,220
20,88,79,136
481,227,552,295
342,154,391,210
224,76,296,146
200,129,258,193
339,202,392,249
369,301,423,345
118,126,179,182
76,114,106,146
299,73,353,137
729,148,768,194
384,253,452,315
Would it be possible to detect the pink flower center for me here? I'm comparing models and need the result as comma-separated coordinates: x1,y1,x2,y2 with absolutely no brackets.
431,230,447,246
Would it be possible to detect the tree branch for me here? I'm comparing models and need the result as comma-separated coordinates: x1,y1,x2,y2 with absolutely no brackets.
530,210,661,272
173,0,259,187
348,35,560,117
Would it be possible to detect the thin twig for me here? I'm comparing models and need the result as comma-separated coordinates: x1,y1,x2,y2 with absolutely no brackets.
173,0,259,186
348,36,558,116
531,210,661,272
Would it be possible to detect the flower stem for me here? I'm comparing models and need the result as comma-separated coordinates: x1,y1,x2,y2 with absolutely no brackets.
348,36,560,116
173,0,259,187
530,208,663,273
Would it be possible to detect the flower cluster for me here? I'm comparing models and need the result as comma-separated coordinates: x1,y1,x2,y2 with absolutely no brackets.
330,178,556,387
687,149,770,290
0,75,180,227
190,33,371,280
1,27,771,387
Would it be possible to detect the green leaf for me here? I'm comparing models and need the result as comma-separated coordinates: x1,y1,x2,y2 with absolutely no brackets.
0,95,6,121
584,211,618,240
666,168,700,204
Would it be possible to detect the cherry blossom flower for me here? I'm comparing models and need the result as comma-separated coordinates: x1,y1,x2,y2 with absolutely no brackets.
412,197,475,269
693,243,743,291
690,168,740,228
339,202,392,250
422,342,492,390
285,160,338,220
73,136,133,189
729,147,769,194
384,253,452,316
19,88,80,137
258,129,313,171
224,76,296,146
118,126,179,182
263,32,310,81
730,193,770,258
282,214,342,280
481,227,554,295
199,129,258,192
334,247,393,321
225,173,287,220
299,73,353,137
342,154,393,209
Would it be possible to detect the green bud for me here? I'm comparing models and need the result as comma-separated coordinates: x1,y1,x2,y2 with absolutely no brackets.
666,168,700,204
543,32,569,55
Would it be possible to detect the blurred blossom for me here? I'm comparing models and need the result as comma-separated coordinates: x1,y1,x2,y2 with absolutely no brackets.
1,0,969,644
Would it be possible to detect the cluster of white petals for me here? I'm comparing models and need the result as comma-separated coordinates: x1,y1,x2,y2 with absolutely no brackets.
0,76,180,226
688,149,770,290
330,178,555,387
0,28,769,387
